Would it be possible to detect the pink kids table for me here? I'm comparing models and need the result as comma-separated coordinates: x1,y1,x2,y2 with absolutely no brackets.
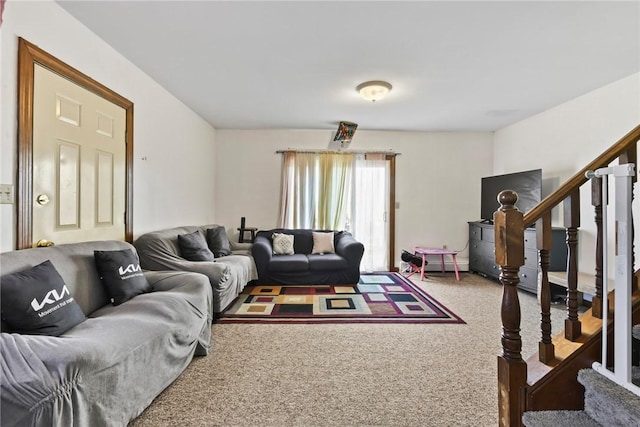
413,247,461,281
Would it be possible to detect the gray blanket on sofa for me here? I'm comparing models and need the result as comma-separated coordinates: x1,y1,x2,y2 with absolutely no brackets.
1,272,211,427
1,241,212,427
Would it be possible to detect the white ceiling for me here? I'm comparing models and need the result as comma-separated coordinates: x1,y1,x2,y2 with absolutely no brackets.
57,1,640,132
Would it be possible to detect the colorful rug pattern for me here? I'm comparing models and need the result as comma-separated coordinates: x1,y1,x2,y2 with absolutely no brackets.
219,272,465,324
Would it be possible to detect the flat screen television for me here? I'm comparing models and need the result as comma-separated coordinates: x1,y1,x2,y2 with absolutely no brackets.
480,169,542,222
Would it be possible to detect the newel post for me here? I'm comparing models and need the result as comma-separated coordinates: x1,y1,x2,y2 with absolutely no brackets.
496,190,527,427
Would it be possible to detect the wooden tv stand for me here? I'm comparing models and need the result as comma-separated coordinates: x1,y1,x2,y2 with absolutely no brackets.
468,221,567,294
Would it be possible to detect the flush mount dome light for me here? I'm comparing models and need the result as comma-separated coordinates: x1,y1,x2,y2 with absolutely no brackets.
356,80,392,102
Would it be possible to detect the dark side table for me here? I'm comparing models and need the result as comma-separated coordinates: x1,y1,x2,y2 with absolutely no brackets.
237,227,257,243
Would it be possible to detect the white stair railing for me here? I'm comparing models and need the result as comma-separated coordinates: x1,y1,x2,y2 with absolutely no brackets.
587,163,640,396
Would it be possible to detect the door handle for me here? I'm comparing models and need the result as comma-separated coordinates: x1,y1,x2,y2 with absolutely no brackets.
36,194,50,205
36,239,55,247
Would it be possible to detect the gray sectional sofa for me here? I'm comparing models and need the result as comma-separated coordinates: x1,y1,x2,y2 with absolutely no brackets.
0,240,212,427
252,228,364,284
134,224,257,315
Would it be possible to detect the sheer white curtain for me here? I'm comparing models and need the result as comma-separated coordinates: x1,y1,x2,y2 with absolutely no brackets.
350,154,389,272
279,152,353,229
279,152,317,228
316,154,353,229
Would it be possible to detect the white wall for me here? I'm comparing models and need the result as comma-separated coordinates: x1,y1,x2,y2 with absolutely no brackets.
494,73,640,273
0,0,217,252
215,129,494,268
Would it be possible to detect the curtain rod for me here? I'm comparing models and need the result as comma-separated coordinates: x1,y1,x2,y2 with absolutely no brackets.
275,149,400,155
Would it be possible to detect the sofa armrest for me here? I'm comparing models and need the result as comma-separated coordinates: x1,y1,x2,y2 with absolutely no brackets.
251,235,273,278
143,270,214,328
141,255,230,289
335,233,365,268
144,270,209,292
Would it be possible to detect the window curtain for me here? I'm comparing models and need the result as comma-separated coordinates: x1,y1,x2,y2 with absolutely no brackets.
279,152,316,228
279,152,354,229
316,154,353,229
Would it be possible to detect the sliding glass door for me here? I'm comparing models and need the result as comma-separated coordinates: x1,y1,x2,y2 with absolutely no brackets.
349,154,390,272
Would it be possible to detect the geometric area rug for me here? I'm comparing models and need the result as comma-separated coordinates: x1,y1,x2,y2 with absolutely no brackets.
218,272,465,324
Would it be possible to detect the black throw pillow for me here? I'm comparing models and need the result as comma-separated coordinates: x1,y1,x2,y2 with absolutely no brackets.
206,227,232,257
0,260,87,336
94,249,151,305
178,230,215,261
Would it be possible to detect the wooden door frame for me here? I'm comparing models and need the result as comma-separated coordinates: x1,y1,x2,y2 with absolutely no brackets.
16,38,134,249
387,154,397,272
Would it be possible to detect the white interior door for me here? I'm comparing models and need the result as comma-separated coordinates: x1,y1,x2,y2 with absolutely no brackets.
351,155,390,272
32,64,126,246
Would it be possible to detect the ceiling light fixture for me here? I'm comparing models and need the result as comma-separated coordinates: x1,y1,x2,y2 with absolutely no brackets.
356,80,392,102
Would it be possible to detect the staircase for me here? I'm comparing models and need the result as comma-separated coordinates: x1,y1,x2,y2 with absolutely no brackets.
495,124,640,426
523,367,640,426
525,328,640,426
518,325,640,426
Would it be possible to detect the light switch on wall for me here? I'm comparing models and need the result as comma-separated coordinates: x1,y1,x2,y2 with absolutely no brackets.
0,184,15,204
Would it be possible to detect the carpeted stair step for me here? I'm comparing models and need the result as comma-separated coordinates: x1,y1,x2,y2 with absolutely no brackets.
522,409,602,426
523,368,640,427
580,368,640,426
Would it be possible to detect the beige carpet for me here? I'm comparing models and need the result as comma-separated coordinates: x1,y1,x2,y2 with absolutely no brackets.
130,273,566,427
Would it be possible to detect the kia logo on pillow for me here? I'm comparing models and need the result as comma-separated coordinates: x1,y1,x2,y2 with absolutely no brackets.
118,263,143,280
31,285,71,311
118,264,141,275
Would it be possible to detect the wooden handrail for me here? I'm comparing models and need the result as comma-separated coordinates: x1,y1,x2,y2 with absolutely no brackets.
497,123,640,427
523,124,640,228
